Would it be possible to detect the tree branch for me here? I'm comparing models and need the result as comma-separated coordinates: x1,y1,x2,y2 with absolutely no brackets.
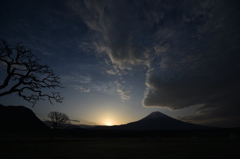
0,39,64,107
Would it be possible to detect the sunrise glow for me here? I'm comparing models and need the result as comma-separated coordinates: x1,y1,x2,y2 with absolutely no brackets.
104,120,114,126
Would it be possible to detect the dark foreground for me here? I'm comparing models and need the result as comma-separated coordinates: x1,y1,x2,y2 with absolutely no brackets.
1,137,240,159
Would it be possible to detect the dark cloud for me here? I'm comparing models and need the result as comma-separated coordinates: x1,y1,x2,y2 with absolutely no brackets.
142,0,240,126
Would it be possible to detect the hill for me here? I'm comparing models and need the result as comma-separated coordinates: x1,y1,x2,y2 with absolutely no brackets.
0,104,50,134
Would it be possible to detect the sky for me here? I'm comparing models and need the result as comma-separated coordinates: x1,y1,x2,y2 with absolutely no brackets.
0,0,240,128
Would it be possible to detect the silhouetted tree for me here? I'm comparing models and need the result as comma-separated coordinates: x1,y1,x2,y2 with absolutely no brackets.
46,111,70,130
46,111,70,139
0,39,63,106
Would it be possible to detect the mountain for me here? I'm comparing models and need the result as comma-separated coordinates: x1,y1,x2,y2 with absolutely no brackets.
93,111,212,131
0,104,50,133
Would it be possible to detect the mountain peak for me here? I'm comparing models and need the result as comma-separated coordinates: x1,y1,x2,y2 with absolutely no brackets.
142,111,170,120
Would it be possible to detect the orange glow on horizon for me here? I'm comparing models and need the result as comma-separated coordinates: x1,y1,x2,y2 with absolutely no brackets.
105,121,113,126
103,119,114,126
79,106,133,126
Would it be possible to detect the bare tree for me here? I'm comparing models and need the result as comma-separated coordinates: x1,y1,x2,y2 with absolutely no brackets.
46,111,70,130
45,111,70,139
0,39,63,106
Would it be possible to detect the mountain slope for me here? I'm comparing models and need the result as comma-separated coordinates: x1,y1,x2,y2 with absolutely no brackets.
0,104,50,133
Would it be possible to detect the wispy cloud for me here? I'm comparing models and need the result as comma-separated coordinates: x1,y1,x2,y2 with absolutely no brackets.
74,85,90,93
114,81,130,101
68,0,150,71
70,119,80,122
106,70,117,75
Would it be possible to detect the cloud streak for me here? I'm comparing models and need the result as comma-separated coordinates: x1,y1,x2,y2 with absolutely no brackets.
74,85,91,93
115,81,130,101
62,74,92,84
68,0,152,70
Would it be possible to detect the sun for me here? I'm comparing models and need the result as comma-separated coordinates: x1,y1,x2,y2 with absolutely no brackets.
105,120,113,126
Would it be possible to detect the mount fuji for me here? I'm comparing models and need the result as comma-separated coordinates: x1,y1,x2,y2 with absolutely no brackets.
94,111,212,131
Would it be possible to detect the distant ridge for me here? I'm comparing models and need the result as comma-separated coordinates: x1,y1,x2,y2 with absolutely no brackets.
93,111,213,131
0,104,50,133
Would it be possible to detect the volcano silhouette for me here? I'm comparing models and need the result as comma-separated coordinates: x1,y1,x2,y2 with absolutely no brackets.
95,111,212,130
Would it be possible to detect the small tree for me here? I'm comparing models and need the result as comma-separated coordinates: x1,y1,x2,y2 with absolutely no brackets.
46,111,70,139
47,111,70,130
0,39,63,106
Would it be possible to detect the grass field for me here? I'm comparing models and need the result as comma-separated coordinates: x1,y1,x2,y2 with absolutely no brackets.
1,137,240,159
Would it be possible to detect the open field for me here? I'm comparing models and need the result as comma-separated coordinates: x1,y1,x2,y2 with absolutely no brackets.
1,137,240,159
